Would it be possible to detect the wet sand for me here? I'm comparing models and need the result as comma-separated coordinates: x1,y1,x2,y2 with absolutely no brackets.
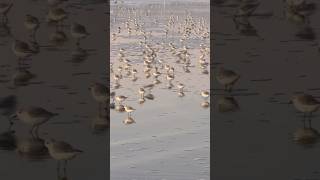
110,0,210,179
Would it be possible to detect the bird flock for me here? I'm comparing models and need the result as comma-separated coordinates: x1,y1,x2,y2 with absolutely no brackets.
110,0,210,125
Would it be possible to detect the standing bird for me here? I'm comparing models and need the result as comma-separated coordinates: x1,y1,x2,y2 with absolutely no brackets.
14,107,58,134
24,14,40,39
71,22,90,47
201,90,210,99
124,105,135,118
139,88,145,98
12,40,36,69
47,8,68,29
291,94,320,127
89,83,108,114
216,67,240,92
45,139,82,174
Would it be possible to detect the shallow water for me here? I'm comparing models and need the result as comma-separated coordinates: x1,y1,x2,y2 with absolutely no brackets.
0,1,107,179
110,0,210,179
214,0,320,179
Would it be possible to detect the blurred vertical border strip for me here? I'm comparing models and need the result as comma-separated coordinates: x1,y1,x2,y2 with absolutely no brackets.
106,0,110,180
210,0,214,179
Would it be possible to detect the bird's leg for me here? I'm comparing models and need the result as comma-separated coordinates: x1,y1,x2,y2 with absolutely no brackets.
35,125,40,138
98,103,101,115
302,113,306,128
309,112,313,128
76,39,80,47
29,125,35,135
63,160,67,175
57,161,61,174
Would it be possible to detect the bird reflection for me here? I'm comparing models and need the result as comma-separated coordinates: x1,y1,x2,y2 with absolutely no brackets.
91,114,109,134
50,30,68,46
293,127,319,146
16,135,49,161
12,69,36,86
71,46,88,63
295,25,315,40
217,95,240,113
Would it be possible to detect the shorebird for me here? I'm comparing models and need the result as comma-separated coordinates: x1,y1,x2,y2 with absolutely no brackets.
14,107,58,134
177,83,185,93
47,7,67,23
124,105,135,118
45,139,83,172
71,22,90,46
216,67,240,92
139,88,145,98
24,14,40,38
12,40,36,63
201,90,210,99
89,83,108,113
291,94,320,127
115,95,127,105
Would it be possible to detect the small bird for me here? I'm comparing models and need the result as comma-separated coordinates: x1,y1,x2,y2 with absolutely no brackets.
139,88,145,98
201,90,210,99
124,105,135,118
89,83,107,112
12,40,35,60
45,139,83,172
115,95,127,105
216,67,240,92
24,14,40,38
71,22,90,46
177,83,185,92
292,94,320,114
291,94,320,127
47,8,67,24
14,107,58,134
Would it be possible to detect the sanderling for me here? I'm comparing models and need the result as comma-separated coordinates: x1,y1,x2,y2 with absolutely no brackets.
45,139,83,171
216,67,240,92
124,105,135,118
14,107,58,133
12,40,35,60
291,94,320,127
24,14,40,38
71,22,90,46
